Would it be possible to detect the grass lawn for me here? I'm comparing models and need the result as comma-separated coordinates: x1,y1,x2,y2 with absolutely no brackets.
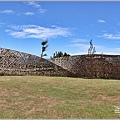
0,76,120,119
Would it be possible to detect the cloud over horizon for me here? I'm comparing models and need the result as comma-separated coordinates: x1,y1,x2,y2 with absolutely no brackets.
6,25,71,39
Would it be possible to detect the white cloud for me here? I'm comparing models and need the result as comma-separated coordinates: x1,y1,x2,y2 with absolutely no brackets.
0,10,14,14
9,31,27,38
38,8,46,14
27,2,41,8
24,12,35,16
99,33,120,40
27,2,46,14
98,20,106,23
6,25,71,39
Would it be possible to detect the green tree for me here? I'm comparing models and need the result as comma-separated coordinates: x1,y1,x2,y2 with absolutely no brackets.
41,40,48,58
58,51,63,57
63,52,70,57
51,51,70,59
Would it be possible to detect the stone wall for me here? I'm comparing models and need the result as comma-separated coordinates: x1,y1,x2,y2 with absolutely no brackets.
0,47,74,77
1,47,120,79
50,54,120,79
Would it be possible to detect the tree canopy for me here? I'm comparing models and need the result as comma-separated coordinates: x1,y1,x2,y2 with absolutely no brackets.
51,51,70,59
41,40,48,58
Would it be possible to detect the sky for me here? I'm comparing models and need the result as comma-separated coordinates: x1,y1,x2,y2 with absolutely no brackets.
0,1,120,58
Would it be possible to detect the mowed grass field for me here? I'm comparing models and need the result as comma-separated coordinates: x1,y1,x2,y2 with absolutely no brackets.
0,76,120,119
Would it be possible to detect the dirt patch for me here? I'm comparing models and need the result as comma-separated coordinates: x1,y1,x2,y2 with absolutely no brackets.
25,97,65,115
98,94,119,102
0,99,6,104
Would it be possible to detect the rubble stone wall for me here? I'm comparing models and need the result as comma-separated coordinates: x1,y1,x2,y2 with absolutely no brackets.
0,47,74,77
50,54,120,79
1,47,120,79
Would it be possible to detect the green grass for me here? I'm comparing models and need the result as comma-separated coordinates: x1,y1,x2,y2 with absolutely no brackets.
0,76,120,118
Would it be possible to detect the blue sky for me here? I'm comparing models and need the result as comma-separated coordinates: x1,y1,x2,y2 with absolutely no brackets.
0,2,120,58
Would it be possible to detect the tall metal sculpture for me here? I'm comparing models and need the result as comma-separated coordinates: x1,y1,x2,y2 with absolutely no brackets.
88,39,96,54
92,47,96,54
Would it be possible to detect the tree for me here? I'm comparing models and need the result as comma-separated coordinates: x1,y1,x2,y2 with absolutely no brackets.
64,52,70,57
58,51,63,57
51,51,70,59
41,40,48,58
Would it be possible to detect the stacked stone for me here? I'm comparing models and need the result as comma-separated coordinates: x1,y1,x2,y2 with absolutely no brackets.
0,47,74,77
